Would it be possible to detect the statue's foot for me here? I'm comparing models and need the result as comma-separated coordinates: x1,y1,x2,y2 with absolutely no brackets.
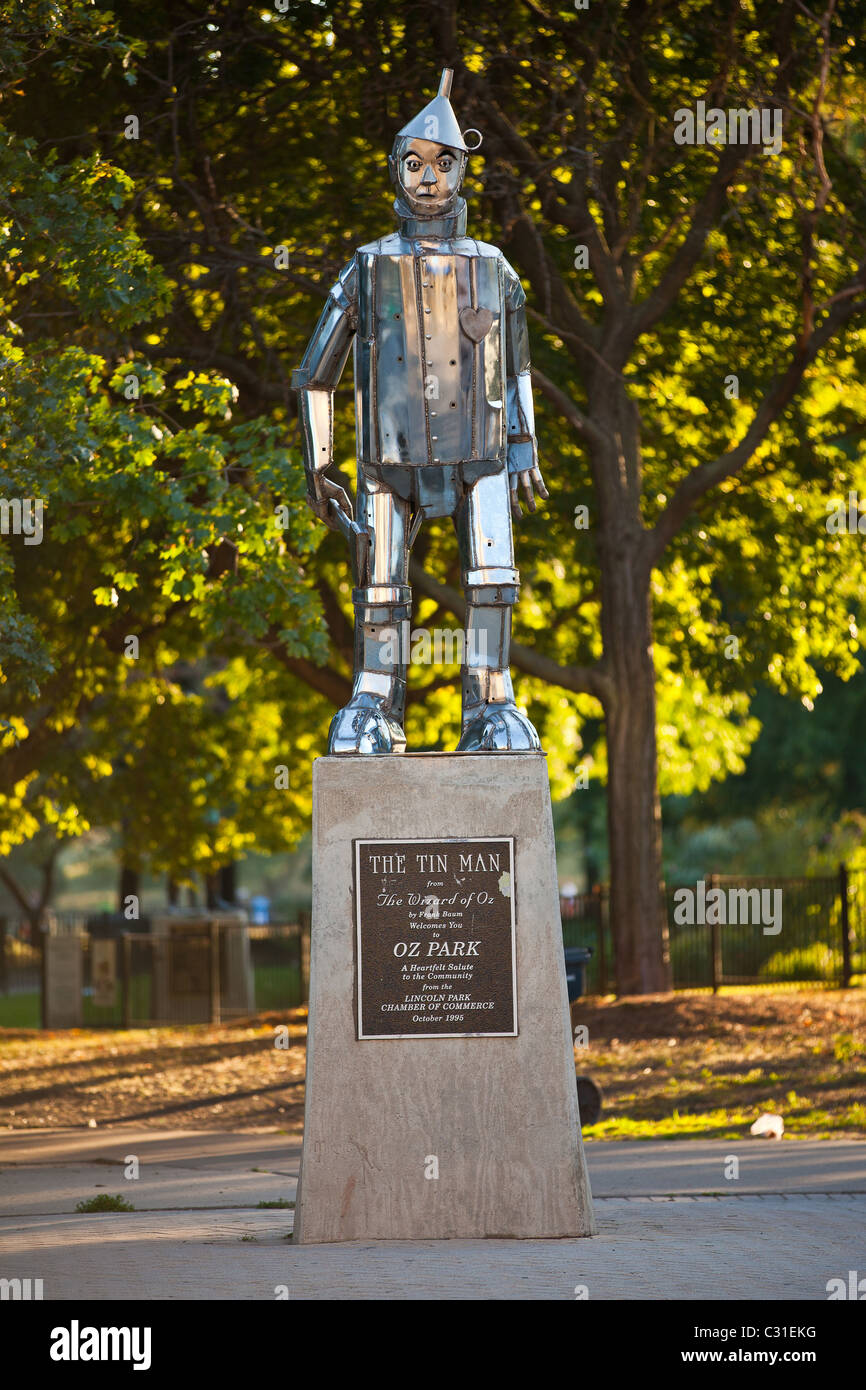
456,702,541,753
328,700,407,755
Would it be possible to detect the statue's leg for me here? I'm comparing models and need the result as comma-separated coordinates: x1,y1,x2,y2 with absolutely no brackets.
327,470,411,755
454,470,541,752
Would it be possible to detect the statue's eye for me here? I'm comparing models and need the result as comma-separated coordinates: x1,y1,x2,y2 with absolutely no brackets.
406,159,421,171
438,158,453,171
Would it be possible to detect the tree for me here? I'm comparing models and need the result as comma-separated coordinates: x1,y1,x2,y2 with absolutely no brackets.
0,17,326,884
3,0,865,992
440,0,866,991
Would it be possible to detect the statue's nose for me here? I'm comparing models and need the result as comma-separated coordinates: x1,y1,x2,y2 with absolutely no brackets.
420,164,437,186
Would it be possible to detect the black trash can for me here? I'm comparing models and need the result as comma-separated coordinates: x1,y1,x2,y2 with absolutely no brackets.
576,1075,603,1125
563,945,593,1002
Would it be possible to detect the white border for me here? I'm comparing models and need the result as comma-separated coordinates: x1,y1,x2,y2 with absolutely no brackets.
355,836,517,1040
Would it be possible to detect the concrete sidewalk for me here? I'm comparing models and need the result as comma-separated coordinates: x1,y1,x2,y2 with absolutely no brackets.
1,1129,864,1214
1,1196,863,1300
0,1129,301,1216
586,1137,866,1196
1,1131,864,1299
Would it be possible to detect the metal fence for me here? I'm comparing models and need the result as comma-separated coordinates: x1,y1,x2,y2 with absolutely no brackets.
3,867,864,1022
0,915,310,1029
562,866,866,994
561,888,612,996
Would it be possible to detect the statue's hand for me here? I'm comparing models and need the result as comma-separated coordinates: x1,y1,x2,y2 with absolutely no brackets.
509,464,549,520
306,473,354,531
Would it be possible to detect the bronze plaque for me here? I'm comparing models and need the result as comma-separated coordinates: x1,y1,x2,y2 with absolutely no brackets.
354,837,517,1039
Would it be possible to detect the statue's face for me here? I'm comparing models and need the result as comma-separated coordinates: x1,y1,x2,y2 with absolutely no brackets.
394,138,464,215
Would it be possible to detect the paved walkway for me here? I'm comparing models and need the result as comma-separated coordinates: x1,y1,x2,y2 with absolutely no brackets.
0,1129,300,1216
1,1131,864,1299
2,1197,862,1300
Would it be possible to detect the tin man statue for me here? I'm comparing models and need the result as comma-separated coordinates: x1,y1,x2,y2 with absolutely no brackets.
293,68,548,754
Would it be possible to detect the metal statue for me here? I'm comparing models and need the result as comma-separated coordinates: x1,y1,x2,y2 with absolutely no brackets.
293,68,548,754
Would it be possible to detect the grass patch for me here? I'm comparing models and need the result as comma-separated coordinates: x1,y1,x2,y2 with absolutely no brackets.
75,1194,135,1212
0,965,299,1029
0,992,40,1029
253,965,302,1010
572,989,866,1141
585,1102,866,1141
256,1199,295,1209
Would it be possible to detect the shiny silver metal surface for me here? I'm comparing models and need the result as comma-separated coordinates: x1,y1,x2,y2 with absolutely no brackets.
292,68,547,754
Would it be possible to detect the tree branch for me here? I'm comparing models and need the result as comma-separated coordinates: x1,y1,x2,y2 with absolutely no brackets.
314,577,354,665
631,143,749,342
408,561,611,706
0,864,33,916
647,265,866,564
32,841,62,917
531,368,611,448
141,342,290,405
0,706,92,797
262,628,352,707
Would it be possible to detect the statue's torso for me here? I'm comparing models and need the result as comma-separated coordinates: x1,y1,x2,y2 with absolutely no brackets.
354,234,507,468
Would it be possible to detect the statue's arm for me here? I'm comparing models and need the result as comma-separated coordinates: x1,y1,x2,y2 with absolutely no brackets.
504,258,549,519
291,257,358,527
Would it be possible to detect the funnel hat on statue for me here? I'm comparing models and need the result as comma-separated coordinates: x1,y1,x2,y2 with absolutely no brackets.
397,67,468,151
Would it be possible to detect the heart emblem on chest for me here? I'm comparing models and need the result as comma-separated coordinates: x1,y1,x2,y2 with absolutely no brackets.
459,307,496,342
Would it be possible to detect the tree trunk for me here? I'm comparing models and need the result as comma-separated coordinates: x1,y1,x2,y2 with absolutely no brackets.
118,864,140,916
602,576,671,994
218,863,237,906
593,384,671,995
205,873,219,911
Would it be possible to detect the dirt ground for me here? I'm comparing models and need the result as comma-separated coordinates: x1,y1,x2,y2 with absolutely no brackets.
0,1010,309,1140
0,990,864,1140
571,988,866,1138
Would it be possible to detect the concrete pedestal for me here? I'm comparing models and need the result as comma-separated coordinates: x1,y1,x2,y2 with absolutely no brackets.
43,934,83,1029
294,753,596,1243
